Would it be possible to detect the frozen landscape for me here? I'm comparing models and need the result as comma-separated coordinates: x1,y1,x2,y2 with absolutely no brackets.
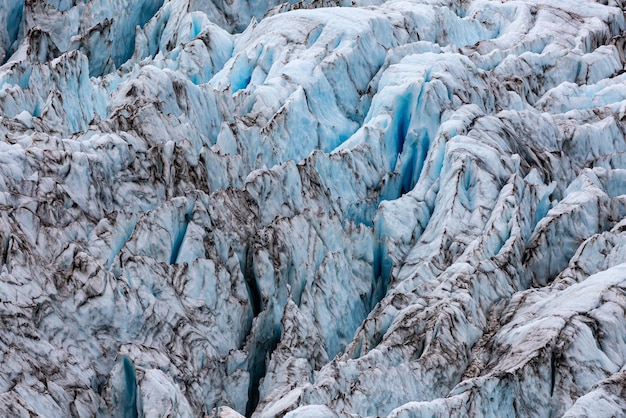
0,0,626,416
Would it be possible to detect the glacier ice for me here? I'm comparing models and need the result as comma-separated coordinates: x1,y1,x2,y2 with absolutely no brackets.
1,0,626,416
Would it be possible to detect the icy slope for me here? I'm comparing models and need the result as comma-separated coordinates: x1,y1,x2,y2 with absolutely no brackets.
1,0,626,416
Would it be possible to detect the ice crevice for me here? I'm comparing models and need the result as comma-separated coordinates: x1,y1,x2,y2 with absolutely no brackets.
2,0,626,417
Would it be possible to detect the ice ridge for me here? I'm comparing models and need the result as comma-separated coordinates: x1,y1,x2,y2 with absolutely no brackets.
1,0,626,417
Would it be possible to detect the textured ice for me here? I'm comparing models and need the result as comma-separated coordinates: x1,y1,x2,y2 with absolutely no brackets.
1,0,626,416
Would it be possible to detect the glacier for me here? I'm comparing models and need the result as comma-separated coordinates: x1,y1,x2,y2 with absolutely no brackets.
1,0,626,416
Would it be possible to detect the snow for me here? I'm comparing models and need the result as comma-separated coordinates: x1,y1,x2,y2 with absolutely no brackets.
1,0,626,416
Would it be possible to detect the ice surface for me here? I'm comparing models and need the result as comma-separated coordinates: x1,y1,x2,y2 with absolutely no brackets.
1,0,626,416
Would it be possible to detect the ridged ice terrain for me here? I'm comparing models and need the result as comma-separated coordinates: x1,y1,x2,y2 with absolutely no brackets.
1,0,626,416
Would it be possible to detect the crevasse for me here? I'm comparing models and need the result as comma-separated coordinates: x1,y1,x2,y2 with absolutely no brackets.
1,0,626,417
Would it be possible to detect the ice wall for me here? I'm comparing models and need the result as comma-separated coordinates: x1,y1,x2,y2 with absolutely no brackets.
1,0,626,416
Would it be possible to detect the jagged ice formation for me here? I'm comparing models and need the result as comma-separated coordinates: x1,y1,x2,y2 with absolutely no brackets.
1,0,626,416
